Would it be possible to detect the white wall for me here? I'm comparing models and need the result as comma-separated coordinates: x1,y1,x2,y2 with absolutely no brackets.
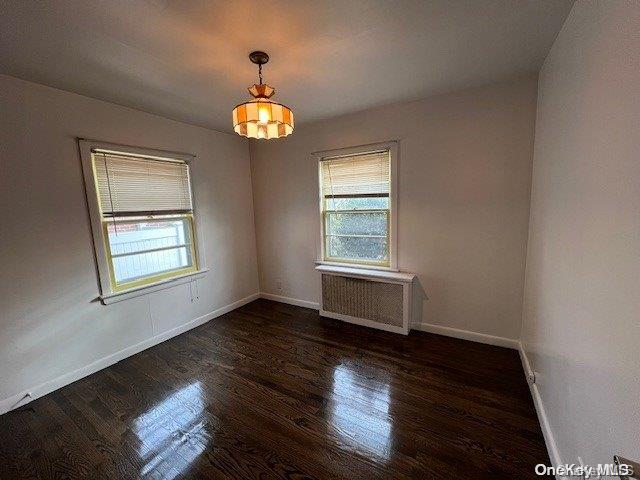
250,75,538,341
521,1,640,470
0,75,259,411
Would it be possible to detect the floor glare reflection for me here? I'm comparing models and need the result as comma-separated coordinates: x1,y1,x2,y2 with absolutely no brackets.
133,381,208,479
330,363,393,461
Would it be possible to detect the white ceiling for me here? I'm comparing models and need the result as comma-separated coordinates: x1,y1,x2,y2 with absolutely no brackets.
0,0,573,132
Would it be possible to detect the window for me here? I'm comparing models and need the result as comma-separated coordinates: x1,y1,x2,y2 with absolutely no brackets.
318,145,396,268
80,141,202,298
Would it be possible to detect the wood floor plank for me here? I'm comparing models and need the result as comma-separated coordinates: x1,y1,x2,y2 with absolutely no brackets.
0,299,551,479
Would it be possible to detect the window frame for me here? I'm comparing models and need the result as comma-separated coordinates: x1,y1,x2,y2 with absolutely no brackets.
79,139,207,302
315,141,398,271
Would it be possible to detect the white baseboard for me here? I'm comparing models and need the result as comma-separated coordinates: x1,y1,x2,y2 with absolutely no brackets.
260,293,518,348
518,343,563,477
260,292,320,310
0,292,260,415
412,322,519,349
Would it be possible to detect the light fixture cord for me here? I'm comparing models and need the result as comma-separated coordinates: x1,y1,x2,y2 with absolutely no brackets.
258,63,263,84
103,152,118,235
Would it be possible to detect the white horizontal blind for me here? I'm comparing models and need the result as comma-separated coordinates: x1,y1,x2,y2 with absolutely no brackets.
321,150,390,197
93,152,192,215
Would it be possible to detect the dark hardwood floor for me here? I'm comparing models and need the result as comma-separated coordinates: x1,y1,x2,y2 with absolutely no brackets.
0,299,550,479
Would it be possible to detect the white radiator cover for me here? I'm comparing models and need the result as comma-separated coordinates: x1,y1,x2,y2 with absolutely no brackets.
315,265,416,335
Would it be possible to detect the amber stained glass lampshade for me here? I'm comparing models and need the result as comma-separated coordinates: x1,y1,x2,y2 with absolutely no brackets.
232,83,294,139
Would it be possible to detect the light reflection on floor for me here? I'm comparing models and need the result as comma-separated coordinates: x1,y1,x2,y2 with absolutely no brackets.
133,381,208,479
330,363,393,461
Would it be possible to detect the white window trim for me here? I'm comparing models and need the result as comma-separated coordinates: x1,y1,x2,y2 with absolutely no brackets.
313,140,399,271
78,139,208,304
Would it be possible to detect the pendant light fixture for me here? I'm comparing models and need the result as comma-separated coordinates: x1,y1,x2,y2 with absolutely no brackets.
232,51,294,139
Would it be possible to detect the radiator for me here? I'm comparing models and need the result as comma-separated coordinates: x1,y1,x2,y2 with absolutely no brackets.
316,265,415,335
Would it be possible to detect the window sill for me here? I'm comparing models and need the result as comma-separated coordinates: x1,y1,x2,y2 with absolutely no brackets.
315,260,398,272
315,264,415,283
99,268,209,305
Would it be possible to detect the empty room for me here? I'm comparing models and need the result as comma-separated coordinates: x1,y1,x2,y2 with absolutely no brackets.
1,1,638,479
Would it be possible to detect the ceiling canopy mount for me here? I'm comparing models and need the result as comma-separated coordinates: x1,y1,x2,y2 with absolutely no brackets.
248,51,269,65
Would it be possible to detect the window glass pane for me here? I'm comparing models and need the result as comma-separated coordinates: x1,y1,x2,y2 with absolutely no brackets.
327,212,388,236
326,196,389,210
106,218,194,284
107,219,189,255
112,247,191,284
327,236,388,262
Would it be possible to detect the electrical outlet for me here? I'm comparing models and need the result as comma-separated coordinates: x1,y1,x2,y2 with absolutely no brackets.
275,280,283,292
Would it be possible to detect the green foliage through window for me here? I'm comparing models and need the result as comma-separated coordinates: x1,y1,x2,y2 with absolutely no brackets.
324,196,389,263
